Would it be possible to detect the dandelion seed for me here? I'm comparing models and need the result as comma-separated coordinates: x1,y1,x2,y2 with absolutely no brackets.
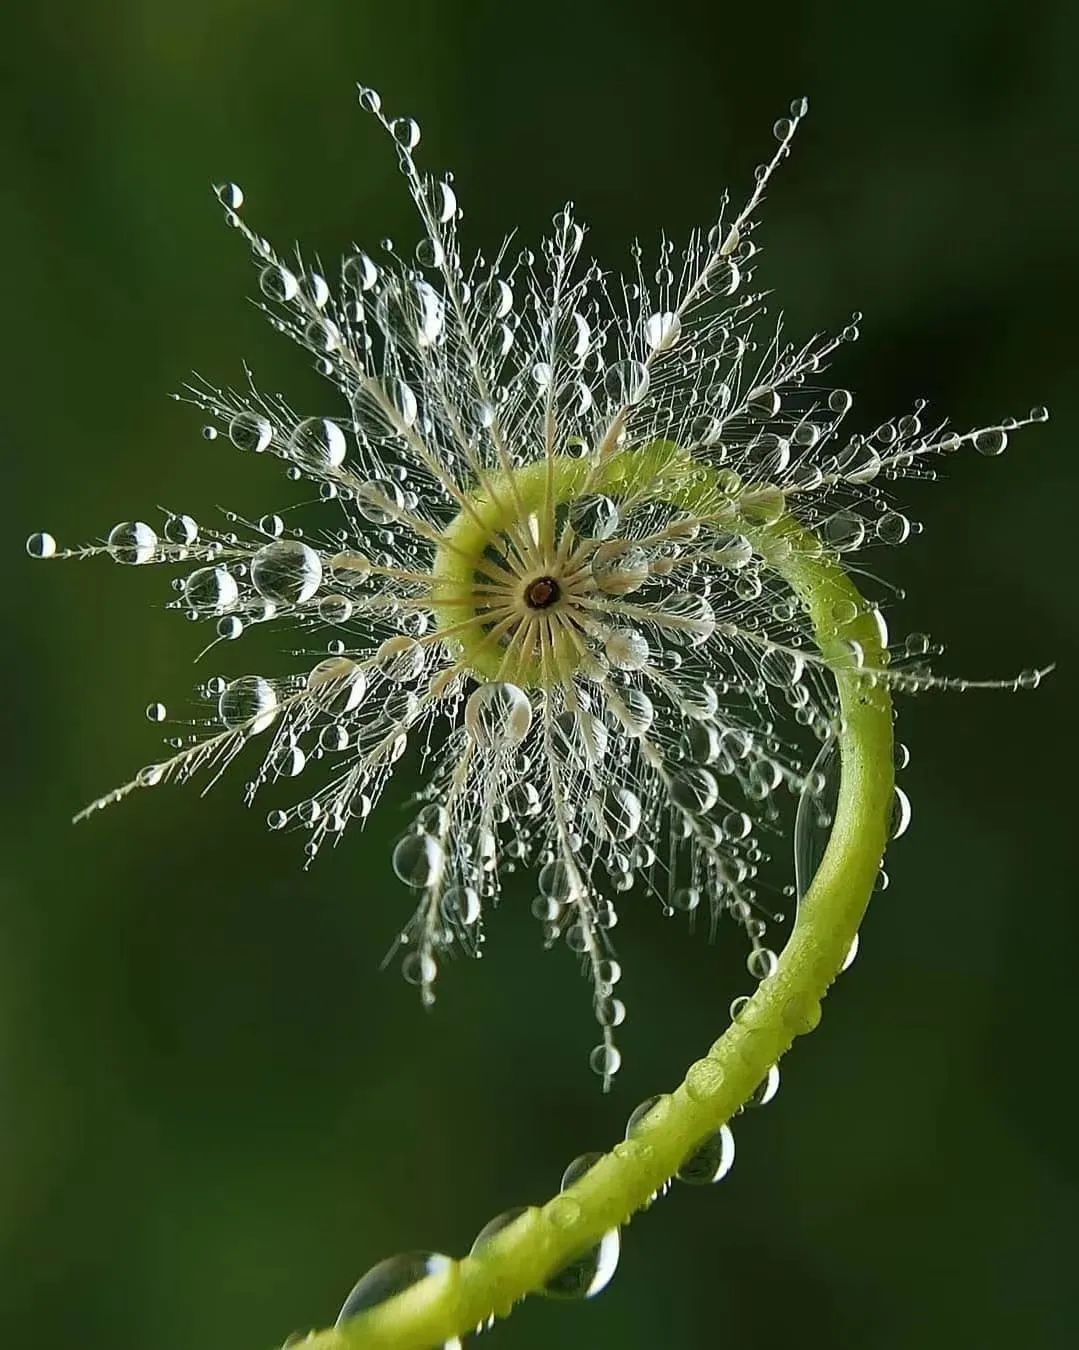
27,91,1050,1089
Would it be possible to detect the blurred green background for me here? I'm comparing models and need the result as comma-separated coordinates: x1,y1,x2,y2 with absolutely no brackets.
4,2,1077,1347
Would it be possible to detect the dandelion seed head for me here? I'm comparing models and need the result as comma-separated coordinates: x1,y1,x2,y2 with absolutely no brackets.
28,90,1050,1087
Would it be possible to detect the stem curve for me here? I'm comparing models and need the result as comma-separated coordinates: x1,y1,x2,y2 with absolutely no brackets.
314,447,895,1350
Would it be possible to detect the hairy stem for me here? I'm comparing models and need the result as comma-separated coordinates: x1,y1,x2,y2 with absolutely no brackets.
313,447,894,1349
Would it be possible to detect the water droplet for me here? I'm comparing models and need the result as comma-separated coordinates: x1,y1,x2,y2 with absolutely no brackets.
216,182,244,210
877,511,911,545
251,540,323,605
568,494,619,540
289,417,347,472
974,427,1008,456
589,1043,621,1078
625,1094,671,1136
821,510,865,553
107,521,157,565
259,264,299,304
748,1063,780,1106
393,832,445,888
669,767,718,815
890,786,912,839
465,682,532,749
228,411,274,453
760,648,804,688
591,543,649,595
603,359,650,405
25,531,56,559
676,1124,735,1185
218,675,278,733
183,565,238,613
597,786,642,840
344,251,379,292
391,116,421,150
747,386,781,420
442,885,481,926
470,1207,528,1255
605,627,649,671
684,1057,725,1103
306,657,367,713
376,635,425,683
644,310,682,352
746,947,777,979
541,1155,620,1300
336,1252,459,1349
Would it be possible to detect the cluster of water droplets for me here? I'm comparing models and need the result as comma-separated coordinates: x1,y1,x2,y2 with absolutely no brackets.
26,85,1050,1087
328,991,807,1341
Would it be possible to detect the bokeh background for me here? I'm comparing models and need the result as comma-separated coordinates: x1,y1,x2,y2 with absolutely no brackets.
4,2,1077,1347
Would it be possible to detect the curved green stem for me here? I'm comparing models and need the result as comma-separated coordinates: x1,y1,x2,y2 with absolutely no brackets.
313,447,894,1350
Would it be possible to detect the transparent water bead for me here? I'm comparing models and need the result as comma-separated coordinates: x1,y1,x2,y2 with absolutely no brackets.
542,1153,621,1300
975,427,1008,456
251,539,323,605
591,543,649,595
228,410,274,452
676,1124,735,1185
589,1043,622,1079
25,531,56,558
597,786,642,840
336,1251,461,1349
603,359,650,405
215,181,244,210
259,263,300,303
568,493,619,540
464,682,532,749
605,627,649,671
289,416,346,472
218,675,278,734
306,657,367,713
441,884,481,926
644,310,682,352
343,249,378,292
183,565,238,613
625,1094,672,1137
749,1063,781,1106
392,831,445,888
470,1206,528,1255
107,521,157,565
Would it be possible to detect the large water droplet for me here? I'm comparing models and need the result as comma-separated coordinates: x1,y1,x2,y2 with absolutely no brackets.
218,675,278,733
183,565,238,613
25,532,56,559
107,521,157,565
644,310,682,352
542,1155,621,1300
470,1207,528,1255
597,786,642,840
336,1252,459,1349
676,1124,735,1185
251,540,323,605
669,767,718,814
306,657,367,713
392,831,445,888
464,682,532,749
591,544,649,595
603,359,650,405
289,417,346,472
228,411,274,453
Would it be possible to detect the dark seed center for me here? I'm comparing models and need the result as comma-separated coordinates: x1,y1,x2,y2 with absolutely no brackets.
524,575,561,609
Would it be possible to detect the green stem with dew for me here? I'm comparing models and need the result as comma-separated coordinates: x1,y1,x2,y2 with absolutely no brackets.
313,444,894,1350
